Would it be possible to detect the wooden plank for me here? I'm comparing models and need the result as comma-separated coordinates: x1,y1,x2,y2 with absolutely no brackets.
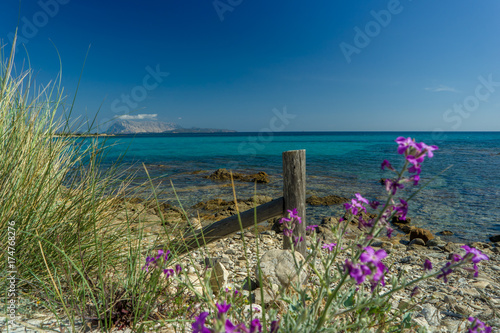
165,197,284,254
282,149,306,256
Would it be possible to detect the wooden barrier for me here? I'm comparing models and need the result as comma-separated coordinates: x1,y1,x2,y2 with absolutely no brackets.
163,150,307,257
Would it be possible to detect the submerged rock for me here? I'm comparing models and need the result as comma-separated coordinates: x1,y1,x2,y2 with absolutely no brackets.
489,235,500,243
306,195,349,206
206,168,270,183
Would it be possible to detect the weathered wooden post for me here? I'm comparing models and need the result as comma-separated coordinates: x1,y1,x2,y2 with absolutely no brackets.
282,149,306,256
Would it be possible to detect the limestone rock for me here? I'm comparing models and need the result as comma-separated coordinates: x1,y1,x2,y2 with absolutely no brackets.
210,262,229,294
419,303,440,326
255,249,307,289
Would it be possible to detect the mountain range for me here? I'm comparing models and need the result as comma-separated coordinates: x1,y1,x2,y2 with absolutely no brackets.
105,119,236,134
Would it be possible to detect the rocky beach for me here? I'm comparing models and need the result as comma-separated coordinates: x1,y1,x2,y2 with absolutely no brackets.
3,178,499,332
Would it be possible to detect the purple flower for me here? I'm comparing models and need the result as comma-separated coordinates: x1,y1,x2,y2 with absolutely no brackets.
385,179,404,195
468,316,492,333
406,154,425,165
410,174,420,185
424,259,433,271
283,228,293,237
250,318,262,333
225,319,238,333
395,137,416,155
437,262,453,283
270,320,280,333
294,236,304,246
393,199,409,220
369,200,381,210
175,264,182,275
163,268,174,278
386,226,394,238
355,193,369,205
360,247,387,265
345,259,371,284
192,312,210,333
344,198,367,215
461,245,489,264
408,164,421,175
381,159,394,171
419,142,439,158
216,300,231,314
451,253,463,262
288,208,302,224
322,243,337,252
371,264,387,285
306,224,318,232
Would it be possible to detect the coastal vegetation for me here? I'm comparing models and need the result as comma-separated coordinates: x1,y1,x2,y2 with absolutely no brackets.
0,42,496,333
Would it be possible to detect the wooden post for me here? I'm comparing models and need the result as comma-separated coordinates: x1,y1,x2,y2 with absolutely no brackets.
282,149,306,256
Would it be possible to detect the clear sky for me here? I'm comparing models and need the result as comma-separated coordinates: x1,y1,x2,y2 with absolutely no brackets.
1,0,500,132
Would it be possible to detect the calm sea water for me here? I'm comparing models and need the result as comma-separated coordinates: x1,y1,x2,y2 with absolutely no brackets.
88,132,500,243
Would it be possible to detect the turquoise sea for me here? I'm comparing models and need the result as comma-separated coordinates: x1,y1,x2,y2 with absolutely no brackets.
89,132,500,243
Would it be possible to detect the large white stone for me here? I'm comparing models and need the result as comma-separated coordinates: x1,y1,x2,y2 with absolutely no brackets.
254,249,307,289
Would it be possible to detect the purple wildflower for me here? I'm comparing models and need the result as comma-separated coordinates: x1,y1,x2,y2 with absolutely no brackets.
461,245,490,264
355,193,370,205
216,300,231,314
175,264,182,275
386,226,394,238
163,268,174,278
395,137,416,155
385,179,404,195
225,320,238,333
345,259,371,284
418,142,439,158
294,236,304,246
360,247,387,265
322,243,337,252
306,224,318,232
270,320,280,333
451,253,463,262
468,317,492,333
283,228,293,237
406,154,425,166
250,318,263,333
408,164,421,175
192,312,210,333
393,199,409,220
437,262,453,283
410,174,420,185
424,259,433,271
288,208,302,224
344,198,367,215
369,200,381,210
381,159,394,171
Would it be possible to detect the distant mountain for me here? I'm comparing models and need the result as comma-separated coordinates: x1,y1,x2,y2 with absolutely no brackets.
105,119,235,134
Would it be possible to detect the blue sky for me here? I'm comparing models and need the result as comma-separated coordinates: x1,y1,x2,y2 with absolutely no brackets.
1,0,499,132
